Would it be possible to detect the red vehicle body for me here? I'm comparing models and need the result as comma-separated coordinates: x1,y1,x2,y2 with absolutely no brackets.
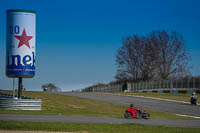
125,108,139,118
124,106,150,119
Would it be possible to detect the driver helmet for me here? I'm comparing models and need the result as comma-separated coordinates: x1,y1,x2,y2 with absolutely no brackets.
192,92,196,95
130,104,135,108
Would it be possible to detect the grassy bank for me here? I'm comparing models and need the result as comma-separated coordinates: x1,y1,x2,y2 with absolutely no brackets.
0,90,198,120
0,121,200,133
107,92,200,103
0,90,124,117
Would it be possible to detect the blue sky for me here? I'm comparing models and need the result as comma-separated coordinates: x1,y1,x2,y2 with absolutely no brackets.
0,0,200,91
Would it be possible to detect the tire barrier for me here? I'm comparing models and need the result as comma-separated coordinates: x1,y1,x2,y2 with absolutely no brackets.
137,90,200,94
0,93,42,110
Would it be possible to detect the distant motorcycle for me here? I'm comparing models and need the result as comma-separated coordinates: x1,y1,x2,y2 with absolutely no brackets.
190,92,198,105
124,104,150,119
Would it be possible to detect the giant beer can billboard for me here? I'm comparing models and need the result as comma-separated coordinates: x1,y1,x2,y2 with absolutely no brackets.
6,10,36,78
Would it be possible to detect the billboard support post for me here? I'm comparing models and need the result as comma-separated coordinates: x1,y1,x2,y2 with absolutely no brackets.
18,77,22,99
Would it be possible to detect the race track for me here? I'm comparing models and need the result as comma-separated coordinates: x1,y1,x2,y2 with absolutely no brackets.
61,92,200,117
1,114,200,128
1,92,200,128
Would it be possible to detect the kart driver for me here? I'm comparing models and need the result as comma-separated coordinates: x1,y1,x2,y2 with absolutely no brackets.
129,104,139,118
191,92,198,105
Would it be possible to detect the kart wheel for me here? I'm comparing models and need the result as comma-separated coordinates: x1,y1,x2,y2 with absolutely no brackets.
124,112,133,119
142,113,150,119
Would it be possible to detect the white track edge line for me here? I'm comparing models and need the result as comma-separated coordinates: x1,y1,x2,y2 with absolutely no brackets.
175,114,200,119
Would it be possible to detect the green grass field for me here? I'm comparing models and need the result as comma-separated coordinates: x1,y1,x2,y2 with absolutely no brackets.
0,121,200,133
0,90,198,120
0,90,125,117
0,90,200,132
108,92,200,103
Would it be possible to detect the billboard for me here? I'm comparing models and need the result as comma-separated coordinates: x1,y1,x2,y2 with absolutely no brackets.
6,9,36,78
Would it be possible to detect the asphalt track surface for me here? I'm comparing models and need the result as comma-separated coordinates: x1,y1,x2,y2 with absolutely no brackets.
1,114,200,128
61,92,200,117
1,92,200,128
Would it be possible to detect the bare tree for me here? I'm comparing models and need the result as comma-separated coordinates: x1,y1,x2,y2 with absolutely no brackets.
116,35,143,81
150,30,190,79
115,30,190,81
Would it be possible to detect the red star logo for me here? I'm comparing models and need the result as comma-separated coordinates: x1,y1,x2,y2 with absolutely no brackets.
14,29,33,48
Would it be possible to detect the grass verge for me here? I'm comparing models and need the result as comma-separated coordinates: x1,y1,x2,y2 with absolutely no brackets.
0,90,124,117
0,90,198,120
0,121,200,133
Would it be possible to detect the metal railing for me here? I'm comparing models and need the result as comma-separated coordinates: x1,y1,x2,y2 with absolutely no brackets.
0,93,42,110
83,78,200,92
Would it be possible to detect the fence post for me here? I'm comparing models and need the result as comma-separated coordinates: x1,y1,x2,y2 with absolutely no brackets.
131,83,133,92
141,81,144,90
159,80,161,89
181,79,183,89
141,81,143,90
193,78,195,89
136,82,137,91
199,77,200,89
139,82,141,90
145,81,147,90
132,83,134,92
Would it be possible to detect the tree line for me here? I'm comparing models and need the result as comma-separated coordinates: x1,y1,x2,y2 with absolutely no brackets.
115,30,190,82
42,83,61,92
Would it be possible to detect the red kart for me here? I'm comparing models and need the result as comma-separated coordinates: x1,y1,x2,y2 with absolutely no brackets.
124,104,150,119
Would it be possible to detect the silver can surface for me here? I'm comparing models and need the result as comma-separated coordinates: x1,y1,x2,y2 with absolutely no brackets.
6,9,36,78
